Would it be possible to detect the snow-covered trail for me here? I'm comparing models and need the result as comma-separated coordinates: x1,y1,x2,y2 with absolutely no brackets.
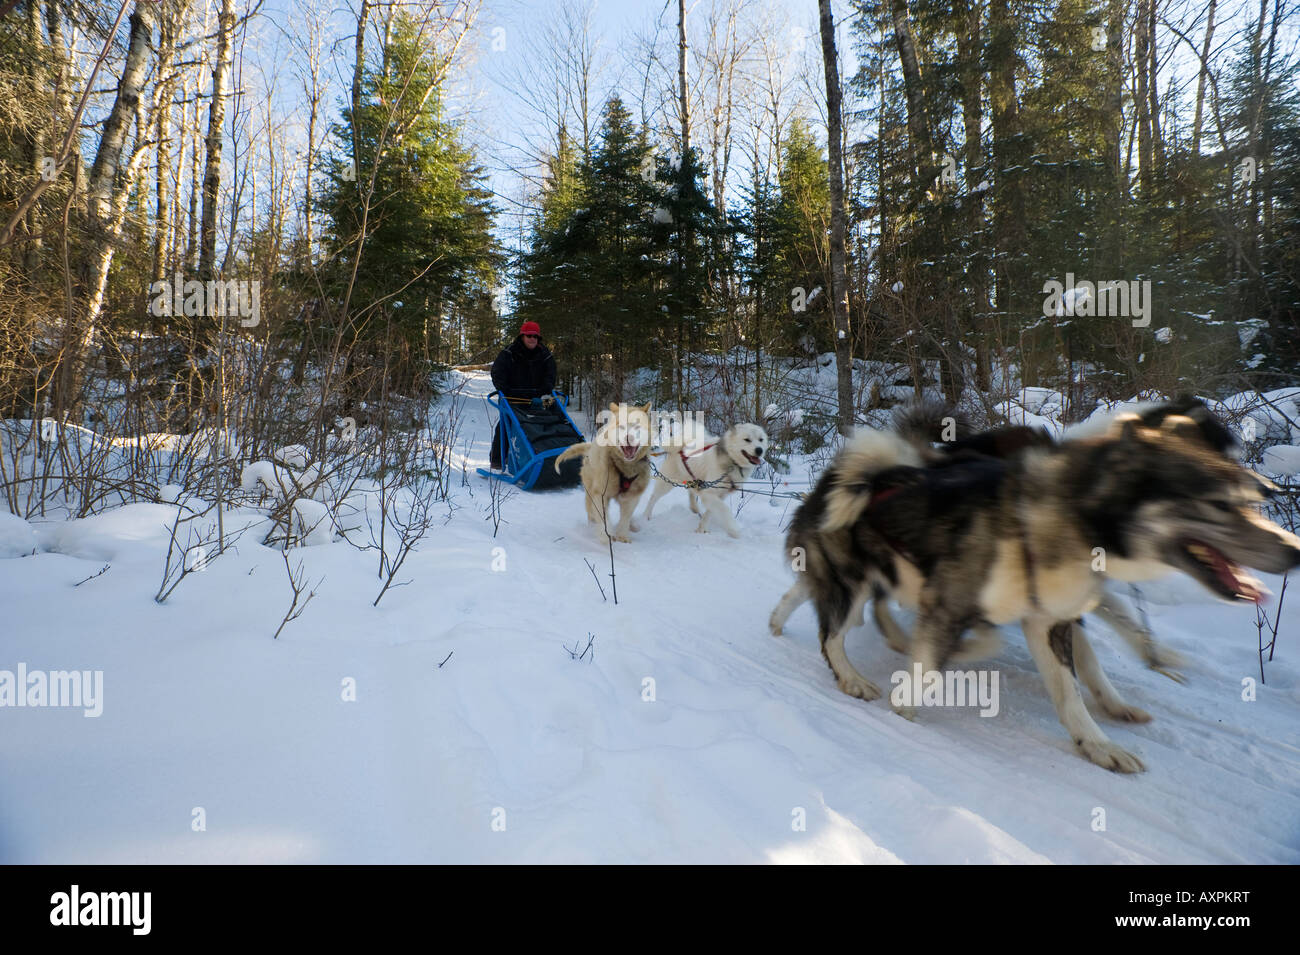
1,370,1297,863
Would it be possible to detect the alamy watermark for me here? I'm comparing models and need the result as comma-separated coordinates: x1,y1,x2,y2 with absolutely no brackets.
890,663,1000,717
1042,273,1151,327
594,406,708,448
50,885,150,935
148,272,260,327
0,663,102,717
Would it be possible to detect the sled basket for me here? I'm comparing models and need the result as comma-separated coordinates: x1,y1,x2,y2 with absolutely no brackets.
477,391,585,490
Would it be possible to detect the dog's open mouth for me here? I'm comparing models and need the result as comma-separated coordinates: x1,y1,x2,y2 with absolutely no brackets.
742,450,761,465
1179,538,1265,603
621,442,639,461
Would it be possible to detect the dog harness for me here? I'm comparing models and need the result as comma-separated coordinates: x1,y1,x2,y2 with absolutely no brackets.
679,444,715,486
678,443,739,493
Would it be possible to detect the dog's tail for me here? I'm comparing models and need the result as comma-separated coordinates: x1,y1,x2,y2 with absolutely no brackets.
890,396,970,449
554,442,590,473
819,429,922,532
894,397,1050,459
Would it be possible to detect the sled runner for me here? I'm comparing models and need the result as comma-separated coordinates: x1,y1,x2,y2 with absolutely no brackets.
478,390,585,490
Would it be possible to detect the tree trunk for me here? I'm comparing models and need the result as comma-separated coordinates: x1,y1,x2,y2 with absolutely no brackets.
1191,0,1216,154
956,0,987,389
1102,0,1126,188
1146,0,1164,177
890,0,933,186
20,0,45,282
199,0,235,284
1134,0,1152,194
186,70,200,273
676,0,689,411
55,2,156,415
988,0,1024,321
818,0,854,436
152,10,178,288
352,0,371,184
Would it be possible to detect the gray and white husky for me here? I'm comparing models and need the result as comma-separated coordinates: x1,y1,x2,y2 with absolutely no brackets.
771,406,1300,772
642,423,769,537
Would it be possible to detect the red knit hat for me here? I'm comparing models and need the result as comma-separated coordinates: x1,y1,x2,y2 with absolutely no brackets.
519,321,541,337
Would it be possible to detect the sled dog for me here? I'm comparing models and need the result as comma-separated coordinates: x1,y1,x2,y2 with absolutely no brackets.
642,423,769,537
772,408,1300,772
770,399,1241,678
555,402,654,543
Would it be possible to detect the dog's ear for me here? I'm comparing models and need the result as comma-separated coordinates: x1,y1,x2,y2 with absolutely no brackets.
1159,414,1205,444
609,402,621,416
1112,413,1146,442
641,402,652,415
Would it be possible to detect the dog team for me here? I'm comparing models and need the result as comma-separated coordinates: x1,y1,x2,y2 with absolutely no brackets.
550,394,1300,773
554,402,770,543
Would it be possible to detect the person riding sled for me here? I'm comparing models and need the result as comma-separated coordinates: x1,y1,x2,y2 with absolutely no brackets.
490,321,557,468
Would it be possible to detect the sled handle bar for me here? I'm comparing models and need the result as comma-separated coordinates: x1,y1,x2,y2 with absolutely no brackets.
487,390,570,407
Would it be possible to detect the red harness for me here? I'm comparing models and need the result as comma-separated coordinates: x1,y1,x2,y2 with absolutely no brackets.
679,443,716,485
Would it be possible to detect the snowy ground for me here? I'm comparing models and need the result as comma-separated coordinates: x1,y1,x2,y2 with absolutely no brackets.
2,370,1298,863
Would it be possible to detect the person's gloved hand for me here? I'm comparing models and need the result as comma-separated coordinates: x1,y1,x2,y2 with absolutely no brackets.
541,395,556,409
530,396,543,408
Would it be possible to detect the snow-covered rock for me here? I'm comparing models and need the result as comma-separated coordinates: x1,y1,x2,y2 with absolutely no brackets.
290,498,334,546
0,511,38,558
274,445,311,469
242,461,296,498
158,484,185,504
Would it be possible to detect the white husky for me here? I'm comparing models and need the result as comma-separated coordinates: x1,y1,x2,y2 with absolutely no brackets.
642,423,769,537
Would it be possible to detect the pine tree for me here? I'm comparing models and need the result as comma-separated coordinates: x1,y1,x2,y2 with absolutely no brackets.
770,119,832,355
319,12,498,396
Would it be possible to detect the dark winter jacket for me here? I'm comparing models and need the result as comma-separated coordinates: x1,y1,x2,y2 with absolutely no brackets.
491,336,557,400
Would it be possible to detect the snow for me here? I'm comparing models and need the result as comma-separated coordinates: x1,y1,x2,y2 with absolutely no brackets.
291,498,335,546
1237,318,1265,349
0,510,38,558
274,444,311,469
241,460,296,498
2,370,1299,862
1262,445,1300,477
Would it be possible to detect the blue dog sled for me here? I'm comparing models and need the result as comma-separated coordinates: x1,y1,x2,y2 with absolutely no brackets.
477,390,585,490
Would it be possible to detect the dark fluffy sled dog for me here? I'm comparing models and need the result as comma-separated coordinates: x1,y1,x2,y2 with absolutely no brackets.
772,405,1300,772
771,401,1225,676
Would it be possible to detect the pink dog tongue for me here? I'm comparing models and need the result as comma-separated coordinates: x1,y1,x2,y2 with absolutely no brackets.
1203,544,1263,603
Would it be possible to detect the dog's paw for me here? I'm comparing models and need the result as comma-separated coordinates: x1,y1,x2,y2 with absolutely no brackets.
837,675,881,701
891,702,917,721
1145,644,1188,684
694,525,709,534
612,534,632,543
769,619,784,637
1100,700,1153,724
1076,738,1146,773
